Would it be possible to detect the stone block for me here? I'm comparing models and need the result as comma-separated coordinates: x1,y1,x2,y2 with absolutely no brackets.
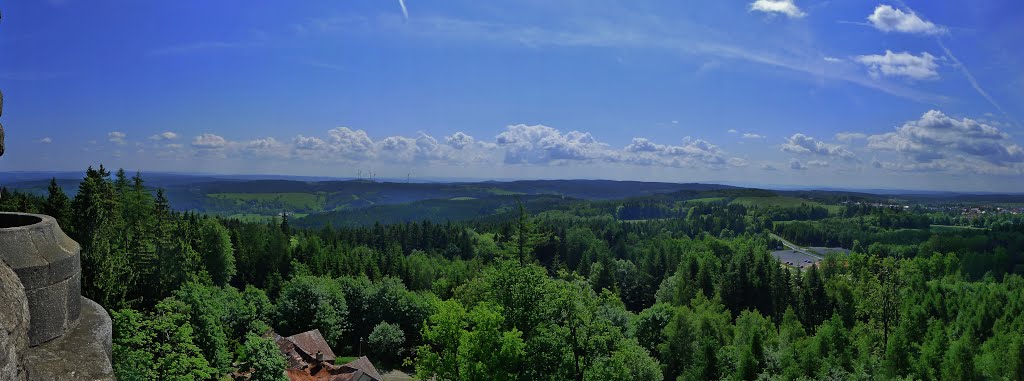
24,298,115,381
66,272,81,325
0,261,29,381
0,213,82,346
24,278,70,346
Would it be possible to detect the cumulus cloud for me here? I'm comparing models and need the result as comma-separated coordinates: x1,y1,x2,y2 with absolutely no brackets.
625,137,738,168
742,133,765,140
867,5,945,35
496,124,612,165
108,131,127,145
326,127,375,159
192,133,228,149
149,131,179,141
867,110,1024,173
39,137,53,144
761,163,779,171
789,159,827,170
823,56,843,63
138,123,747,171
855,50,940,80
293,135,328,152
727,129,739,134
781,133,856,160
750,0,806,18
835,132,867,142
445,132,475,149
244,137,288,158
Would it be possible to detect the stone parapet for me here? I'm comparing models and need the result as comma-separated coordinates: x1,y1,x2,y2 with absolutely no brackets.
24,298,115,381
0,213,83,346
0,259,29,381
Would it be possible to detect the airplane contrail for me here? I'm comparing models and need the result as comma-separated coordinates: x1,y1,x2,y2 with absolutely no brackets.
398,0,409,19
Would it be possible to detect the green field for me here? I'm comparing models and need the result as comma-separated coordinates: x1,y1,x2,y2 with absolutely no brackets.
731,196,821,208
686,197,726,204
930,224,988,233
730,196,842,214
208,192,327,210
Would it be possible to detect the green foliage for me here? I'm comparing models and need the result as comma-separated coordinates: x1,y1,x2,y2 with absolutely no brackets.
239,334,288,381
414,301,526,381
8,169,1024,380
274,275,349,348
196,218,236,286
367,322,405,366
111,300,216,381
583,339,663,381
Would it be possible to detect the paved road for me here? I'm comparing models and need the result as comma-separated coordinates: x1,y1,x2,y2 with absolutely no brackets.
769,233,823,260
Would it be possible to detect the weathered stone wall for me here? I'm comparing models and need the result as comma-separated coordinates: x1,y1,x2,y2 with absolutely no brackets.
1,89,6,157
0,213,83,346
0,260,29,381
1,213,114,380
24,298,114,381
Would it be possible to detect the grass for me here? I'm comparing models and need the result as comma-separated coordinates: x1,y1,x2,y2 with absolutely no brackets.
730,196,842,214
731,196,823,208
335,356,358,364
225,213,276,223
208,192,326,211
930,224,987,233
686,197,726,205
487,188,525,196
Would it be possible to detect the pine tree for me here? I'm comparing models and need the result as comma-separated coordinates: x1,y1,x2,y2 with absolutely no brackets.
43,177,72,230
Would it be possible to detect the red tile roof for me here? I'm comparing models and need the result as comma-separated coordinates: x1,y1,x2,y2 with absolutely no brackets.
265,329,384,381
286,329,336,363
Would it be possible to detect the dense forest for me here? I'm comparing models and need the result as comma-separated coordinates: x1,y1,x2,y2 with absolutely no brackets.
2,167,1023,380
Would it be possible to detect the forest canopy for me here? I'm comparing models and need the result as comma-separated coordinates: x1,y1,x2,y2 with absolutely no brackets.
1,167,1022,380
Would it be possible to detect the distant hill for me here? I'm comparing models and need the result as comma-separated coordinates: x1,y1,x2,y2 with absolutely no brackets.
6,171,1023,226
1,172,736,219
293,194,581,228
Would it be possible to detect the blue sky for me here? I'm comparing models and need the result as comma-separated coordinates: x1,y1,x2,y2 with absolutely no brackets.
1,0,1023,191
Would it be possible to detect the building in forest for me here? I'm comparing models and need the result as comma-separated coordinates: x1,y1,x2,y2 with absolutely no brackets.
268,329,384,381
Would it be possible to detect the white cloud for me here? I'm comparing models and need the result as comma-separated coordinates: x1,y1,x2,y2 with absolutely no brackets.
867,110,1024,173
790,159,829,170
750,0,806,18
445,132,475,149
781,133,856,160
728,157,750,167
823,56,843,63
39,137,53,144
867,5,945,35
496,124,612,165
624,137,740,168
148,124,747,171
326,127,376,160
192,133,228,149
761,163,778,171
244,137,288,158
835,132,867,142
108,131,127,145
855,50,940,80
742,133,765,140
293,135,327,152
149,131,179,141
728,129,739,134
397,0,409,19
